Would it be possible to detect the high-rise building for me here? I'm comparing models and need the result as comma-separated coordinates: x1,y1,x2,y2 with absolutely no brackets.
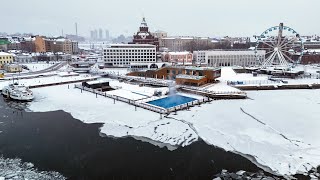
90,30,95,40
94,30,98,40
99,29,103,40
105,30,110,41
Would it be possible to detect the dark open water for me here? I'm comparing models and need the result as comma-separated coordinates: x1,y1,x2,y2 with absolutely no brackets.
0,97,304,180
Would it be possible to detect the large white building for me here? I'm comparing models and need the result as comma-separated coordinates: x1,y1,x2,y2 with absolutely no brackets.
194,50,265,67
159,36,212,52
103,44,156,67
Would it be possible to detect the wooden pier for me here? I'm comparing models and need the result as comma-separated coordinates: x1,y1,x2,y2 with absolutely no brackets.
27,77,98,89
178,86,247,99
74,84,209,115
100,73,171,87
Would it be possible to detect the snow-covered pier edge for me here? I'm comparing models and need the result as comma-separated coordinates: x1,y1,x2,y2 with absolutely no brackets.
236,83,320,91
28,76,98,89
74,84,211,115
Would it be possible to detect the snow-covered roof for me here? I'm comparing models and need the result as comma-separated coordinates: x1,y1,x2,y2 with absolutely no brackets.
167,52,192,55
23,37,35,41
176,74,205,80
56,38,65,42
106,44,156,48
304,49,320,53
153,30,167,33
180,37,194,40
0,52,12,56
184,66,221,71
57,72,79,77
85,79,110,85
137,32,150,36
205,50,265,55
250,37,258,43
8,50,21,54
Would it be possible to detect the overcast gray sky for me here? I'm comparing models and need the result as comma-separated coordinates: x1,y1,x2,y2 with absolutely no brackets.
2,0,319,37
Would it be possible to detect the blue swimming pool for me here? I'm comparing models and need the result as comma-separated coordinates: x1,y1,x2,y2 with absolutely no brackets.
147,95,197,109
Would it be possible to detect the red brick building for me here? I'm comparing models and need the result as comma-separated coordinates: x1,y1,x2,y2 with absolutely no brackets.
300,54,320,64
131,17,159,51
161,52,193,65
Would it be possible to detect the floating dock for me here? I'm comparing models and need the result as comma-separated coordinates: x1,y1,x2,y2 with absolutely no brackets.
178,86,247,99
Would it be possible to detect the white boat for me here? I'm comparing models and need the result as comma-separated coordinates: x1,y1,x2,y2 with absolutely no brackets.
2,83,34,101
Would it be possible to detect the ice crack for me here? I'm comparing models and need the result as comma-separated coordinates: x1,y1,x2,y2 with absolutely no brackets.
240,107,302,147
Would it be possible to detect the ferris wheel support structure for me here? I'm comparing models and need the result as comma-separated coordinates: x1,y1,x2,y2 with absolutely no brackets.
255,23,304,68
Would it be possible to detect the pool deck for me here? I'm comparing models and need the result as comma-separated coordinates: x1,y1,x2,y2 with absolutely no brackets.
74,84,210,115
178,86,247,99
146,95,198,109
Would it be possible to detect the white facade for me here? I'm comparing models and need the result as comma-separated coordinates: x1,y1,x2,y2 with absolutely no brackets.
15,54,33,63
194,50,265,67
193,51,206,64
159,36,211,52
103,44,156,67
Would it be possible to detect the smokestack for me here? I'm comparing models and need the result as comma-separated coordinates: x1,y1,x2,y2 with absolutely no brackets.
75,22,78,36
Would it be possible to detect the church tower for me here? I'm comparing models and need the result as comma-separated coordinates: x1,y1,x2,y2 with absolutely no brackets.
131,17,159,51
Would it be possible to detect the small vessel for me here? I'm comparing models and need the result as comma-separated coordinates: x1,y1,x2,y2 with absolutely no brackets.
2,83,34,101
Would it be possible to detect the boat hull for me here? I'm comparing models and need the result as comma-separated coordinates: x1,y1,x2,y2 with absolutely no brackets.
2,85,34,102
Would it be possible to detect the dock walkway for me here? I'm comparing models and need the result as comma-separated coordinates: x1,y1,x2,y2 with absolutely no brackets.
235,83,320,91
74,84,209,115
178,85,247,99
28,77,98,89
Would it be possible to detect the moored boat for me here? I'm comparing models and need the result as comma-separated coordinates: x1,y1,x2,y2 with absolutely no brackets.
2,83,34,101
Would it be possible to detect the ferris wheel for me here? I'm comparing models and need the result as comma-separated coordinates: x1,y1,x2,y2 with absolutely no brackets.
254,23,304,68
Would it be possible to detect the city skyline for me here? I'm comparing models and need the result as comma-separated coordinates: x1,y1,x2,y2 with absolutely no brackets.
1,0,320,37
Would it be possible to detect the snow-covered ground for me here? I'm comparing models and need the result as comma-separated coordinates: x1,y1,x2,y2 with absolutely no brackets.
218,67,320,87
217,67,269,82
12,66,320,176
202,82,242,93
29,84,198,148
91,65,129,76
27,82,320,176
0,74,98,90
295,64,320,75
169,89,320,175
20,62,58,72
29,81,320,174
109,81,169,97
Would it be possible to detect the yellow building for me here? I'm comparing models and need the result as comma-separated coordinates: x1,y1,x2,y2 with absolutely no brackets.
0,52,14,69
4,64,22,73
